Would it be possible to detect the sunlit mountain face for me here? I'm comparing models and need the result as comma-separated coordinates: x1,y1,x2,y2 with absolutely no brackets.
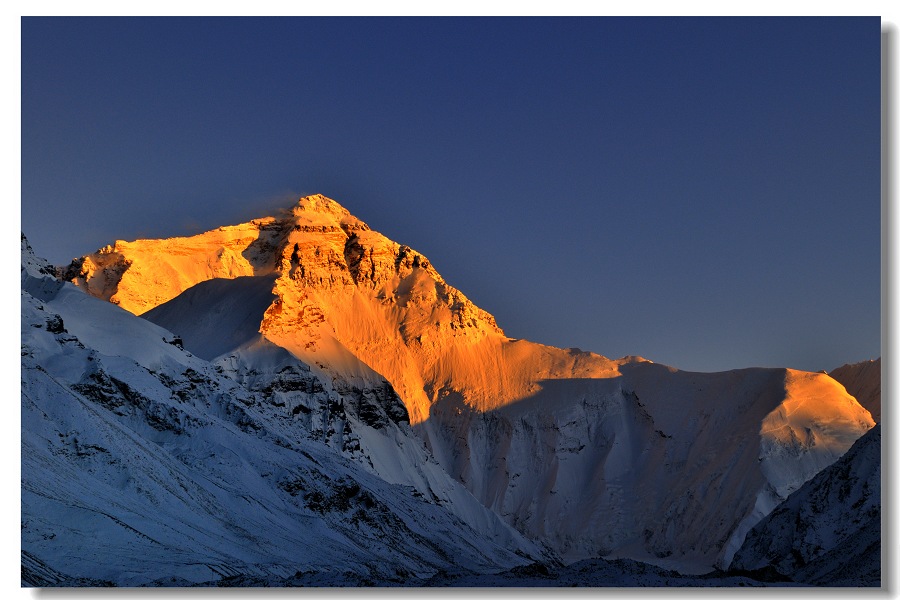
24,195,879,586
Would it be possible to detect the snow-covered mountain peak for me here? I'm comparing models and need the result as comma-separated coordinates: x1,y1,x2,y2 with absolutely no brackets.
60,194,506,422
52,194,876,574
21,234,57,281
290,193,367,227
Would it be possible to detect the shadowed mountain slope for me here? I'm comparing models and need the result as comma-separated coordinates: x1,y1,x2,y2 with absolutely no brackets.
829,358,880,422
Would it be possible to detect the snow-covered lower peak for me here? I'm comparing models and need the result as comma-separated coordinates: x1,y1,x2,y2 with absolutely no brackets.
731,424,881,586
22,233,57,281
720,369,874,567
829,358,880,422
758,370,872,497
417,362,872,572
54,194,876,575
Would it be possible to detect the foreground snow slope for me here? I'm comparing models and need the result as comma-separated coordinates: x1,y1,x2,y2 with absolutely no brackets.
23,237,540,586
62,195,874,572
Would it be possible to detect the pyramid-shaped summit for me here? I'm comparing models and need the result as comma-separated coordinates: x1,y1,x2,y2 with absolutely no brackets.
61,194,509,420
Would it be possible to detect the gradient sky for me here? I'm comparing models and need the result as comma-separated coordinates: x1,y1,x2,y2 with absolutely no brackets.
21,17,882,373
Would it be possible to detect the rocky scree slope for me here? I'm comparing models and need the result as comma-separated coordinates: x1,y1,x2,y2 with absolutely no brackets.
59,194,875,573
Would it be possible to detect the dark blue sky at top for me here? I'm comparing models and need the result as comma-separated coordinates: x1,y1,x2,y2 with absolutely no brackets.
21,17,881,373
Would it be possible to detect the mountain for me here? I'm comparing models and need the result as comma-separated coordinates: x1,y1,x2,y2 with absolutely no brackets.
53,194,875,575
730,423,881,586
22,235,544,586
829,359,880,422
23,232,826,588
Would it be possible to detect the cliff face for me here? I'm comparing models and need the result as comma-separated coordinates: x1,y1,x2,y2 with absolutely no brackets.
59,194,875,572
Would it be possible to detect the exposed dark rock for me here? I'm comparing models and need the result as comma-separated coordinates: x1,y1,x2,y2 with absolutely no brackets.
45,315,66,334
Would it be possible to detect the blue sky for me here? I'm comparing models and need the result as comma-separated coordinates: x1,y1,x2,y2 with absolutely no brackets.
20,17,881,372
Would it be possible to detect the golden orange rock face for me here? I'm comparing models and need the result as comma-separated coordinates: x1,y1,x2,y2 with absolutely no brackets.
59,218,280,314
63,195,532,422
